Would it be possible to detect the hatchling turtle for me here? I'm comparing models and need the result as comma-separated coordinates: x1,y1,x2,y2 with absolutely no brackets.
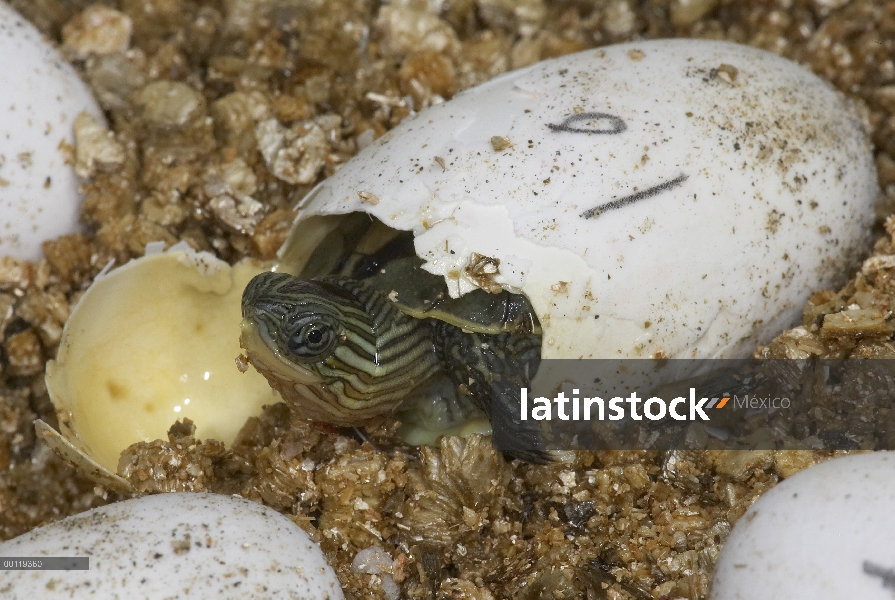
239,215,550,462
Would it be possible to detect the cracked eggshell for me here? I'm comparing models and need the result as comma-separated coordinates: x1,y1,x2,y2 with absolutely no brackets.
42,244,279,480
0,492,344,599
282,39,876,373
0,3,104,261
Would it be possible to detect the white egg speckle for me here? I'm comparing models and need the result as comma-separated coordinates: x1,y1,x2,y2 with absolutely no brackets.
712,452,895,599
0,492,344,599
285,39,877,367
0,3,103,261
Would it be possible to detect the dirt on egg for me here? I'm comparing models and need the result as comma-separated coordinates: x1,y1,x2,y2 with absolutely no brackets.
1,1,894,599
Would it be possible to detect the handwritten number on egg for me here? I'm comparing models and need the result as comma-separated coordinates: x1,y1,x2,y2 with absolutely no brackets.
547,112,627,134
581,174,689,219
862,561,895,589
545,112,687,218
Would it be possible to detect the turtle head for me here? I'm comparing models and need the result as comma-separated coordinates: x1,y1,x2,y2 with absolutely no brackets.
240,271,384,424
240,271,436,425
241,272,362,365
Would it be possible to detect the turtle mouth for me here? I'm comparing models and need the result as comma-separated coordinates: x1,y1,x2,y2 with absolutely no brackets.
240,284,413,425
239,317,323,386
240,316,350,423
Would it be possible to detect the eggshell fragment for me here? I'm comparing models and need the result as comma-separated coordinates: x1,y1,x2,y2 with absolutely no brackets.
712,452,895,599
44,245,279,475
0,492,344,599
282,39,876,369
0,3,104,261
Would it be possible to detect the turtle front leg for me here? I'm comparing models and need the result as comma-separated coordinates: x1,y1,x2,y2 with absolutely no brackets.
434,322,552,463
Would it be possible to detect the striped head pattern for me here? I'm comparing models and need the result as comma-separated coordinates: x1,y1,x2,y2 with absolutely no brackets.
240,271,439,424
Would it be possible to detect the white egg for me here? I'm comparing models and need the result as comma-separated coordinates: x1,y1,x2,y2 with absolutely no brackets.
0,492,344,599
284,39,876,367
0,3,103,261
712,452,895,599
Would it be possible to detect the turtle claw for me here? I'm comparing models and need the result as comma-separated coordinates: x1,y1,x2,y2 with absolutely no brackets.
434,322,549,463
488,379,555,464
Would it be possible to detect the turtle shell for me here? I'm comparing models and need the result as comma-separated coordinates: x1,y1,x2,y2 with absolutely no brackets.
291,212,540,336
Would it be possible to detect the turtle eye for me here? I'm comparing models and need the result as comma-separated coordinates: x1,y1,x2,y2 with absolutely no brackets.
280,312,339,362
305,327,324,345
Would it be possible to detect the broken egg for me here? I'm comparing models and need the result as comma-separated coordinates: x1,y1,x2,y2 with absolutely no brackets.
41,39,878,483
281,39,876,370
0,3,104,260
40,243,278,481
0,492,344,599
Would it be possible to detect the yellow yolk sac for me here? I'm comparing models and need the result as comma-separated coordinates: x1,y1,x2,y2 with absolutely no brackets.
39,244,279,484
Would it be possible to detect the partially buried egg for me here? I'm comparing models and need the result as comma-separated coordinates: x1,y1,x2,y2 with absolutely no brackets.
0,492,344,599
711,452,895,600
0,3,105,260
